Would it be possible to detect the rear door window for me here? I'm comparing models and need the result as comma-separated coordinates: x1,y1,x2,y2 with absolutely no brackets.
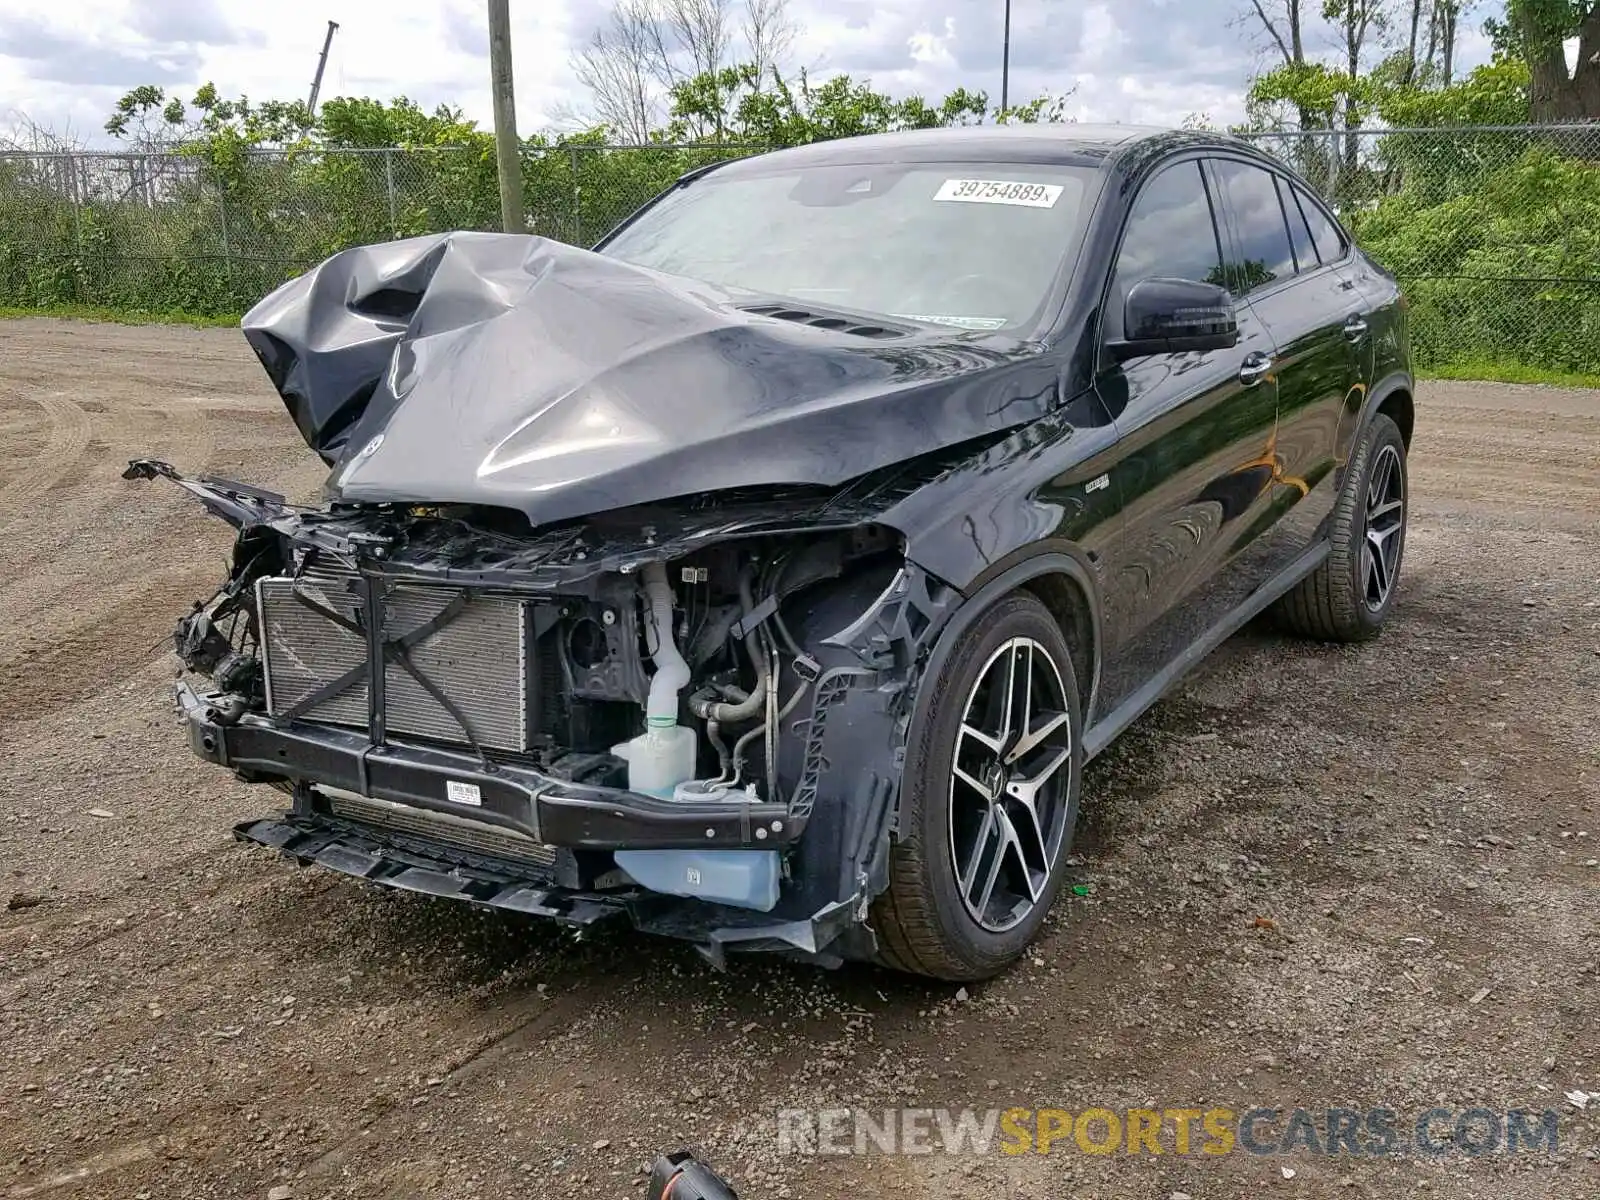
1211,159,1296,295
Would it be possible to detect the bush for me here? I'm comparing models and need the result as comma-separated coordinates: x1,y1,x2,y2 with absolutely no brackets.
1352,145,1600,373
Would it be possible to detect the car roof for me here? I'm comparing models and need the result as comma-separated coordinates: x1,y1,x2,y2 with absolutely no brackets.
709,124,1241,174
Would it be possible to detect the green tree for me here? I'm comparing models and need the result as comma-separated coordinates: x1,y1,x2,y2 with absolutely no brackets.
665,63,1065,147
104,85,193,148
106,83,316,150
1488,0,1600,120
1248,53,1535,207
1249,51,1534,131
318,97,486,148
1379,54,1533,123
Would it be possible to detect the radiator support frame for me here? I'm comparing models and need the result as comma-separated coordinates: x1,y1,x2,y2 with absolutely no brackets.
257,564,535,760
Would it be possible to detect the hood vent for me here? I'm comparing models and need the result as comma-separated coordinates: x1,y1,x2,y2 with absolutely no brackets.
740,303,904,340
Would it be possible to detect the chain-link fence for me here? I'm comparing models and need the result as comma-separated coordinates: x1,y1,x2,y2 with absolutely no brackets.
0,142,766,316
1238,124,1600,373
2,126,1597,372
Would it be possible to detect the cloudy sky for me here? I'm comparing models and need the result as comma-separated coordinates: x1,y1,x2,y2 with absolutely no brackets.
1,0,1499,146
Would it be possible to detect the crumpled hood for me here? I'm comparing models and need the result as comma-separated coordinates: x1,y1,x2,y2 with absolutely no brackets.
242,232,1053,526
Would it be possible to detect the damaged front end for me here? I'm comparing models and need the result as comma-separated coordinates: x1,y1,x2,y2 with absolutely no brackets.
129,458,958,966
122,231,1070,965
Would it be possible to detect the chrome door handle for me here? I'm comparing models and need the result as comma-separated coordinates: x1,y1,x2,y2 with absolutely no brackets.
1239,352,1273,386
1344,315,1369,341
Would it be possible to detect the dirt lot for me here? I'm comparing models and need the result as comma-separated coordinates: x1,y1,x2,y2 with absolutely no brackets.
0,318,1596,1200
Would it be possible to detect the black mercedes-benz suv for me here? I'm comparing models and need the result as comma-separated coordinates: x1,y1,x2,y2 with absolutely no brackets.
131,124,1412,980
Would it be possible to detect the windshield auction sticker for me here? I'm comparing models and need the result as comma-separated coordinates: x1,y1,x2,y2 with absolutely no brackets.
934,179,1063,207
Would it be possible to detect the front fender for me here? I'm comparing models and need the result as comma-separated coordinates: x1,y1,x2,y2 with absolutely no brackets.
901,550,1104,762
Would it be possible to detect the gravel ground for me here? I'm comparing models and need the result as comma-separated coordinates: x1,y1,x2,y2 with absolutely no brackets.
0,319,1596,1200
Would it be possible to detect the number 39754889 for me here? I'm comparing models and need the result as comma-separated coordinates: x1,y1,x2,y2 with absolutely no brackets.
934,178,1063,208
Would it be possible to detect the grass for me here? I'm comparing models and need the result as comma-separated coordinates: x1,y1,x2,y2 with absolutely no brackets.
0,304,240,328
1419,360,1600,389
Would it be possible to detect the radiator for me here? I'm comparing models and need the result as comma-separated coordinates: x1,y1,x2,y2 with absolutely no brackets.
257,564,531,752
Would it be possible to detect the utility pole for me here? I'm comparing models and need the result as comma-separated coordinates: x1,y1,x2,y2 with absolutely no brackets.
307,20,339,117
1000,0,1012,114
487,0,524,233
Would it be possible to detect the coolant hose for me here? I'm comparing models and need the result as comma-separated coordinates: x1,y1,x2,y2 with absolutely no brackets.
689,570,769,724
643,562,690,729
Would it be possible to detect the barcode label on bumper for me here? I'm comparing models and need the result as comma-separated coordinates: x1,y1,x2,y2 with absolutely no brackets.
445,780,483,807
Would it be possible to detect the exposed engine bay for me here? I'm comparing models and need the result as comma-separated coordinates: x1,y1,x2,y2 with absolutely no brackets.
190,499,898,802
131,456,958,964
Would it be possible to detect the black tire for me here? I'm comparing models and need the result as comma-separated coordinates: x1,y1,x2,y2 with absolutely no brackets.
1275,413,1408,642
872,591,1083,981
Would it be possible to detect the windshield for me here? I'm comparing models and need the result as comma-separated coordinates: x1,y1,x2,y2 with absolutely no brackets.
600,160,1096,331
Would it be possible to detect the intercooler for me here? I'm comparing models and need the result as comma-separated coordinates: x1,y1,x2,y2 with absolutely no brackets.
257,563,532,752
317,787,559,871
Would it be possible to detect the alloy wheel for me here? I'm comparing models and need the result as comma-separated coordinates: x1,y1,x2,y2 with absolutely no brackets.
1361,443,1405,611
948,637,1074,933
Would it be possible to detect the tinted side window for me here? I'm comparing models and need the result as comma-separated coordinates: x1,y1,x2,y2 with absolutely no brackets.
1111,161,1224,327
1213,159,1295,294
1280,177,1318,270
1294,184,1347,263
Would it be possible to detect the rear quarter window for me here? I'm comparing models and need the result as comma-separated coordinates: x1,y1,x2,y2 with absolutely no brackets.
1293,184,1348,263
1280,177,1320,271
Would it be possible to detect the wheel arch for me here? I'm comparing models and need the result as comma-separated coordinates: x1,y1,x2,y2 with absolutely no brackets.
1362,371,1414,449
1020,572,1097,724
910,546,1104,734
1377,387,1414,449
872,549,1098,979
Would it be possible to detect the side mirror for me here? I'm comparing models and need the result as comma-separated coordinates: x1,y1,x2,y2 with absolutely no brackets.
1107,277,1239,362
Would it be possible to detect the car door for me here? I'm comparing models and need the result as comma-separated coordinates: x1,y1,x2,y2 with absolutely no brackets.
1093,157,1282,716
1210,157,1368,575
1295,181,1398,462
